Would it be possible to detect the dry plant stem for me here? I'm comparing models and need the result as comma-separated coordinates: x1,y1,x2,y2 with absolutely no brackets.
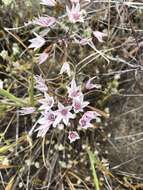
107,0,111,41
4,28,27,49
66,176,76,190
87,105,109,118
115,131,143,140
15,110,19,155
42,136,51,169
68,171,90,190
3,113,15,136
29,60,35,106
0,71,28,88
0,172,5,189
103,174,112,190
44,132,64,189
111,155,142,170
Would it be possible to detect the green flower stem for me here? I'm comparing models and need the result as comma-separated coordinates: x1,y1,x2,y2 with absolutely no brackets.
87,149,100,190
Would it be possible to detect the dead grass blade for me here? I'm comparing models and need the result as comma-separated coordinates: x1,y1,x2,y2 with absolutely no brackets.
66,176,76,190
5,175,16,190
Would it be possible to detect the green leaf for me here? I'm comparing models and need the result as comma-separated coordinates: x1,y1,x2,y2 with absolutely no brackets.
0,89,27,107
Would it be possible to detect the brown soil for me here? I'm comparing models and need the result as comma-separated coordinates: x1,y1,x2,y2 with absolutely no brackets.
106,70,143,181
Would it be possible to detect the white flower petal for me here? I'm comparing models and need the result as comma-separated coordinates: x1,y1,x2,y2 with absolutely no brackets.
28,35,45,51
39,52,49,64
19,107,35,115
60,62,71,77
93,31,107,43
68,131,80,143
53,115,62,127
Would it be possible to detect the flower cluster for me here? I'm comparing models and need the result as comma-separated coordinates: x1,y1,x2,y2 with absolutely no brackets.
27,0,106,67
24,76,100,143
20,75,102,143
20,0,106,143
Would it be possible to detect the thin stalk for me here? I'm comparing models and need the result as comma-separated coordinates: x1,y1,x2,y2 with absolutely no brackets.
87,149,100,190
28,60,35,106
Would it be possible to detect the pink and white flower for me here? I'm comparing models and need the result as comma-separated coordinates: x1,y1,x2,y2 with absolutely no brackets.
93,31,107,43
33,16,56,27
60,62,71,77
19,107,35,115
39,52,49,64
68,131,80,143
86,77,101,90
35,75,48,93
79,111,101,129
28,35,45,51
79,38,90,45
72,95,89,113
84,111,101,119
54,102,75,126
35,111,56,137
36,124,50,137
67,78,82,99
40,0,56,6
66,3,84,23
38,93,54,111
79,118,93,129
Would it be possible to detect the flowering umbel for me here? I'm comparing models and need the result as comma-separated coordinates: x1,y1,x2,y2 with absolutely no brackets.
24,0,105,142
30,77,102,142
